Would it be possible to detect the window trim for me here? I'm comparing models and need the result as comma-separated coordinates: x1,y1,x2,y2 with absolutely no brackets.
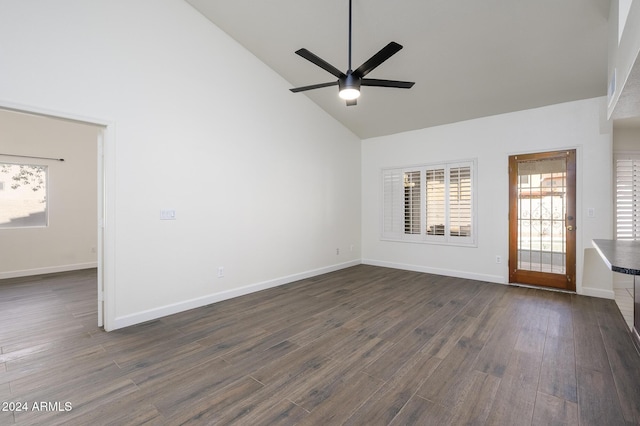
381,158,477,247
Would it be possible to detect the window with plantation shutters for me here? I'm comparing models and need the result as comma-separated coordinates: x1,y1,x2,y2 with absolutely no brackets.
615,153,640,241
381,160,476,245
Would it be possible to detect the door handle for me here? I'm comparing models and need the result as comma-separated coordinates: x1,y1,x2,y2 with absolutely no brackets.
567,226,574,231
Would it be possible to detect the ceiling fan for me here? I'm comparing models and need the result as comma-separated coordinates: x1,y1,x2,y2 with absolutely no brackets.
289,0,415,106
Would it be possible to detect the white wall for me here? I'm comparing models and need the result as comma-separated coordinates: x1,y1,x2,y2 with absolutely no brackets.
614,125,640,150
0,110,99,278
362,97,614,297
0,0,361,330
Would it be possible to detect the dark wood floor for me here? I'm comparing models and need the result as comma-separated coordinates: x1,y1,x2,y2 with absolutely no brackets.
1,266,639,425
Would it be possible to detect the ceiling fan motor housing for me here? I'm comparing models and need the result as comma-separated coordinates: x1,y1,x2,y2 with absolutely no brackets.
339,72,361,92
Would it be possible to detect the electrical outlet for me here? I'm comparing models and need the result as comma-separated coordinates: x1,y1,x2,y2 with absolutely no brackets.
496,256,502,264
217,267,224,278
336,248,340,255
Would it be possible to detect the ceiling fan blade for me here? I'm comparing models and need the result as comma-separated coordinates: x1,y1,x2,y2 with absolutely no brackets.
353,42,403,78
290,81,338,93
361,78,415,89
346,99,357,106
295,49,345,78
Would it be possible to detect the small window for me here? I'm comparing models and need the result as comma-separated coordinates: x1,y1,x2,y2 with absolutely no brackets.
382,159,476,245
0,163,48,228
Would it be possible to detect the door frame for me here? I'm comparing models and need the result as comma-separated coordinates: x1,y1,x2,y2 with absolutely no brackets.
0,99,116,329
508,149,577,291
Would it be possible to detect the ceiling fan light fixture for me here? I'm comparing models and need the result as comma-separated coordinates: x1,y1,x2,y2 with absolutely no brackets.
339,88,360,100
338,73,361,100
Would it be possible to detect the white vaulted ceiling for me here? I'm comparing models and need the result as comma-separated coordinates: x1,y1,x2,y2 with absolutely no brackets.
186,0,611,139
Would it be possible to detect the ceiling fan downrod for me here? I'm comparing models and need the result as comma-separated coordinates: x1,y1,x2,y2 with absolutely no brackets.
348,0,353,72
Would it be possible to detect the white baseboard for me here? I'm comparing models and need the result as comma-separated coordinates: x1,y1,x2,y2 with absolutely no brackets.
362,260,617,300
111,260,361,330
0,262,98,280
580,286,615,300
362,259,505,285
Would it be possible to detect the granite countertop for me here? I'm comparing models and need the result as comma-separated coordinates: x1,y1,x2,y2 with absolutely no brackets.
592,239,640,276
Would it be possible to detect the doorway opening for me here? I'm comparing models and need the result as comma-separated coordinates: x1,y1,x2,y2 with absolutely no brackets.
508,149,576,291
0,103,109,327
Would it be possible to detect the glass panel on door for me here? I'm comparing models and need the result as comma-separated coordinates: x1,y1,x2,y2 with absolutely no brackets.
516,158,567,274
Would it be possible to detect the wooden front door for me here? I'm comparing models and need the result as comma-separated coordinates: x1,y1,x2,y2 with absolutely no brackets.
509,150,576,291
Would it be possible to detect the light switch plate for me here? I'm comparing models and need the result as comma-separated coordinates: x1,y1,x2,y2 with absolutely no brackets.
160,209,176,220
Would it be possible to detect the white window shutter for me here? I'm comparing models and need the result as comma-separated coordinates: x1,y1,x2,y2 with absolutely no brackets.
425,168,446,239
403,171,421,235
615,155,640,240
449,165,472,239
